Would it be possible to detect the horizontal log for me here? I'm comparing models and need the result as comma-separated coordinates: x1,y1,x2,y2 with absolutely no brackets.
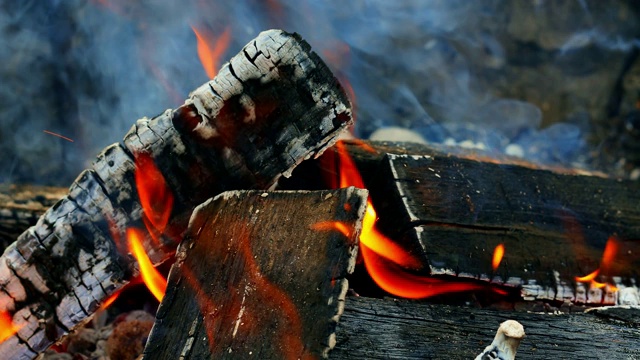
330,296,640,359
0,184,66,250
0,29,352,359
143,188,367,359
281,140,640,303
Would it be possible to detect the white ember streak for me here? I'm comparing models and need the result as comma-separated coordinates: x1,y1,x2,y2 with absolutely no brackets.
475,320,525,360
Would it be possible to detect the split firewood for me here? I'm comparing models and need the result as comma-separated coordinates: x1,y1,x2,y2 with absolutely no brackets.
0,184,66,251
142,188,367,359
283,140,640,304
474,320,525,360
0,29,352,359
330,296,640,359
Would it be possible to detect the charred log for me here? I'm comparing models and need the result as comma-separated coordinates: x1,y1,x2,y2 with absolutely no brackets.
0,29,352,359
282,140,640,303
143,188,367,359
330,296,640,359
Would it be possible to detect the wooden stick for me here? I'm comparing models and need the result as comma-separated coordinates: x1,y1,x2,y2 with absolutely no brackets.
0,29,352,359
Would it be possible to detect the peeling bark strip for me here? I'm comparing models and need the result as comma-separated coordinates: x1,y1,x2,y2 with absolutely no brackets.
0,29,352,359
142,188,367,360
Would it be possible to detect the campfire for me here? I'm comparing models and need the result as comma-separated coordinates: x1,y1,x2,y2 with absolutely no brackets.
1,2,640,359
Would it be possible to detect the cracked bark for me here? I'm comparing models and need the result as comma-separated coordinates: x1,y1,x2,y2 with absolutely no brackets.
0,29,352,359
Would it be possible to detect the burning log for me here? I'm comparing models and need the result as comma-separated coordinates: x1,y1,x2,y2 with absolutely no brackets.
142,188,367,359
287,140,640,304
0,29,352,359
330,296,640,359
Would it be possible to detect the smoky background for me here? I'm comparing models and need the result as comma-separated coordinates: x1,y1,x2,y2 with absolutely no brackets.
1,0,639,186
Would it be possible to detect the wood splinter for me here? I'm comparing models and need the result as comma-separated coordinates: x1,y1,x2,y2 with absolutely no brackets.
475,320,525,360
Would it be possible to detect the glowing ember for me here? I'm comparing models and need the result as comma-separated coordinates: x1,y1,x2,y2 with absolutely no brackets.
492,243,505,271
43,130,74,142
0,311,21,344
575,236,619,291
127,227,167,302
192,26,231,79
134,152,174,236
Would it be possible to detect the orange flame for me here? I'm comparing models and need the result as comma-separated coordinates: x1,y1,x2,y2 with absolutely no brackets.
127,228,167,302
134,152,174,238
327,141,496,298
575,236,619,291
98,291,121,312
492,244,505,271
361,246,485,298
192,26,231,79
311,221,352,238
0,311,21,343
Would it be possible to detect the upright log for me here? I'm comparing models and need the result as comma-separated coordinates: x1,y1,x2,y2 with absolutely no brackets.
143,188,367,359
0,29,352,359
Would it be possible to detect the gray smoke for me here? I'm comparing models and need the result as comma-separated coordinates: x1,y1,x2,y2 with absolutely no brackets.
1,0,639,185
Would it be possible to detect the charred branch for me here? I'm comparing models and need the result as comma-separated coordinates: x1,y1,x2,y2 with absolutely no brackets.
0,29,352,359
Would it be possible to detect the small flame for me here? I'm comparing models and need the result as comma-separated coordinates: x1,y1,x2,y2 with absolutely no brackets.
311,221,352,238
0,311,21,344
327,141,496,298
492,244,505,271
134,153,174,237
127,227,167,302
192,26,231,79
98,291,121,311
575,236,619,291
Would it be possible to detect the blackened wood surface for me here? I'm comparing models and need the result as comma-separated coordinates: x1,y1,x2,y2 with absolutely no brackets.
0,184,66,250
0,29,352,359
143,188,367,360
331,296,640,359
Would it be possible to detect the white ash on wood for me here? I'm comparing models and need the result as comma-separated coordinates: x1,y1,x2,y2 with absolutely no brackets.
142,188,367,359
0,29,352,359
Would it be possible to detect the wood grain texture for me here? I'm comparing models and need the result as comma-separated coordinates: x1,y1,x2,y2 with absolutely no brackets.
331,296,640,359
143,188,367,359
0,29,352,359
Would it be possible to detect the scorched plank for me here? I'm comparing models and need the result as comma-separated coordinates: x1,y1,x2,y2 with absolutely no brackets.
143,188,367,359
